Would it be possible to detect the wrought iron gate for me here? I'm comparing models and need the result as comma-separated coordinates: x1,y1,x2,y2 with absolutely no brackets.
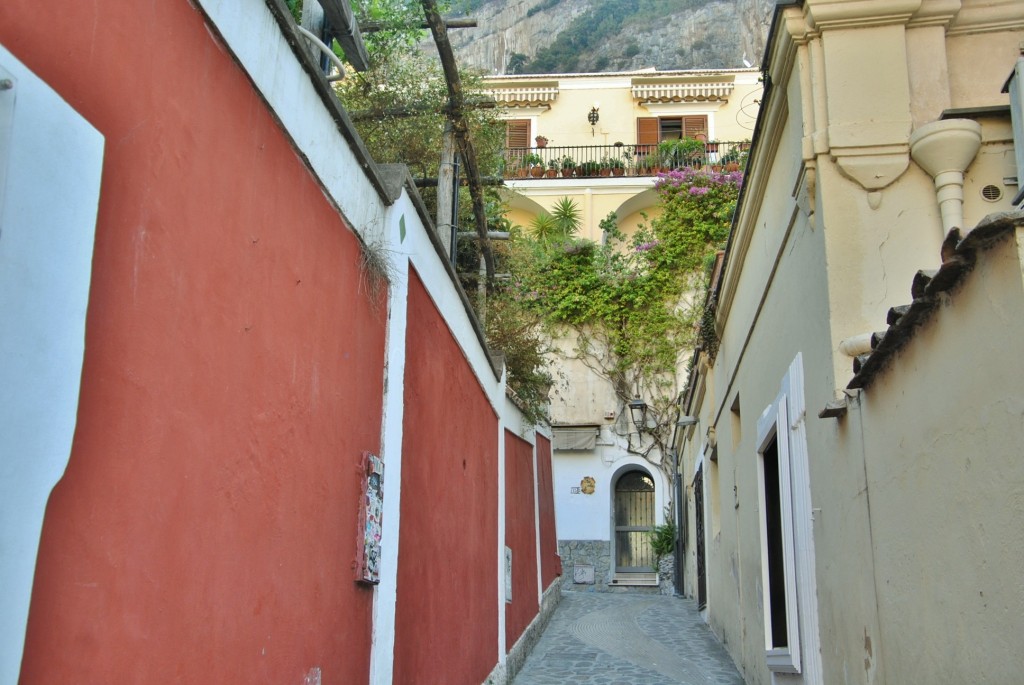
614,471,656,571
694,466,707,609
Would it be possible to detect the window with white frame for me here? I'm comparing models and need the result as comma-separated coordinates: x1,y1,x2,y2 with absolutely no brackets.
756,389,802,674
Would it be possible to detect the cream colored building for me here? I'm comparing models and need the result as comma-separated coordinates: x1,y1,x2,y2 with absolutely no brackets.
488,68,761,240
487,68,761,591
674,1,1024,684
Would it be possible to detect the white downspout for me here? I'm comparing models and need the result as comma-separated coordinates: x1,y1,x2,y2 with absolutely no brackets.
909,119,982,233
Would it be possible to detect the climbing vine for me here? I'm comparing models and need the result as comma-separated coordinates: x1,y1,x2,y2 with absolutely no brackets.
497,169,742,471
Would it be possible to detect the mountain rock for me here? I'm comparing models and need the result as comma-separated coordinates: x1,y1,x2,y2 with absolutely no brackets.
445,0,774,75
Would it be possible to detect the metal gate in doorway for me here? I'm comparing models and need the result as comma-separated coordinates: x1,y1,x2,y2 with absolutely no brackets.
614,471,656,571
694,466,706,609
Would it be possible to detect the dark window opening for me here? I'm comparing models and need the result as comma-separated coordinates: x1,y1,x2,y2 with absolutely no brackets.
763,434,788,649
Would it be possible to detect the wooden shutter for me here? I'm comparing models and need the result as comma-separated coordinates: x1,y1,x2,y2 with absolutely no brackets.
637,117,659,146
637,117,659,156
683,115,708,139
506,119,530,149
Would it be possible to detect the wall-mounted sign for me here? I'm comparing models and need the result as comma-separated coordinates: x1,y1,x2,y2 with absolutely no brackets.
505,546,513,603
580,476,596,495
573,564,595,584
355,452,384,584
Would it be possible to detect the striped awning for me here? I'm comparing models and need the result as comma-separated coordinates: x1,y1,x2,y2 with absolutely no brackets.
631,80,734,103
552,425,600,451
489,85,559,108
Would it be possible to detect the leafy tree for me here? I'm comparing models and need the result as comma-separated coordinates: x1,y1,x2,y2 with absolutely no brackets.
506,52,529,74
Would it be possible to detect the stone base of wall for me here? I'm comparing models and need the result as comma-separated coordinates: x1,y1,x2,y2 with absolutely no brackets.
558,540,612,592
657,554,675,595
483,579,562,685
556,540,662,594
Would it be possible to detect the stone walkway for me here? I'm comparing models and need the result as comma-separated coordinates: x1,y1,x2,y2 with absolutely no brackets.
511,592,746,685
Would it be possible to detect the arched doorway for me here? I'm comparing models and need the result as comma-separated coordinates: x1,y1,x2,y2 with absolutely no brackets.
613,469,657,572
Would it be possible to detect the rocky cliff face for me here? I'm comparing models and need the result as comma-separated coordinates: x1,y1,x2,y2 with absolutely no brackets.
445,0,774,75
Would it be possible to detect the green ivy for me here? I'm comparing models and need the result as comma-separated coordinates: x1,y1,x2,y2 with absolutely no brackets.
499,167,741,435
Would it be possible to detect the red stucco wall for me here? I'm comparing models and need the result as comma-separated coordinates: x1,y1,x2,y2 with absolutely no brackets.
504,431,539,648
535,435,561,589
3,2,385,683
394,269,499,683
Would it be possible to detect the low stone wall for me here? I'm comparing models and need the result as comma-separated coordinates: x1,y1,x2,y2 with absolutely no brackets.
484,579,562,685
558,540,612,592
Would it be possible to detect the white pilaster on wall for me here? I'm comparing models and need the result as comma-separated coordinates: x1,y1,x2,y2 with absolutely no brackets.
0,45,104,685
532,430,543,604
368,199,414,685
496,398,508,662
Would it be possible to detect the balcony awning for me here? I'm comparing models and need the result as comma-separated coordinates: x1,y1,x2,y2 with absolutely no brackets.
631,80,735,103
489,83,559,108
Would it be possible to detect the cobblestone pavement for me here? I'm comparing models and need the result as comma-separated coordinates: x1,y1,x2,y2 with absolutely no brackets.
510,591,746,685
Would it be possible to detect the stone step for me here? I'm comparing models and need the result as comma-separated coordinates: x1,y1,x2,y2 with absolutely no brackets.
610,572,659,586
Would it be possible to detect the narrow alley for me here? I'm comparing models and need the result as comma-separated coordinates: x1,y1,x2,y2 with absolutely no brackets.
512,592,745,685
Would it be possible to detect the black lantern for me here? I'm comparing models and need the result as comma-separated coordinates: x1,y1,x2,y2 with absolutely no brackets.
627,397,648,432
587,105,600,126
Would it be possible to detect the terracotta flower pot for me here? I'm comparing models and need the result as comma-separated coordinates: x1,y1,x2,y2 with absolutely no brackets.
530,166,544,178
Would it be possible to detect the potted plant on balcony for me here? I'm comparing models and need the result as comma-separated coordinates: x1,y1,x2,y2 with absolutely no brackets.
560,156,576,178
525,152,545,178
599,158,612,177
545,159,559,178
608,157,626,177
721,148,741,172
535,135,549,148
578,160,600,178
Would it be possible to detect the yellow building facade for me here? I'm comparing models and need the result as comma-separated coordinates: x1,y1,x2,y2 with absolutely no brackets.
488,68,761,240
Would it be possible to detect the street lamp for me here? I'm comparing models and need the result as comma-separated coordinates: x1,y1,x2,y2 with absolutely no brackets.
627,397,648,433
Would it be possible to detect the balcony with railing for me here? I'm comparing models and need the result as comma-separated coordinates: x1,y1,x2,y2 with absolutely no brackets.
502,141,749,180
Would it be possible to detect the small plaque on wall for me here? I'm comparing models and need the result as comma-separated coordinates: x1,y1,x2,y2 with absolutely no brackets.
573,564,595,584
355,452,384,584
505,546,513,602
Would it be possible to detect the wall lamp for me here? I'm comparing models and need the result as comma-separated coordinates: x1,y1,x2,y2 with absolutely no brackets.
627,397,647,433
587,105,600,126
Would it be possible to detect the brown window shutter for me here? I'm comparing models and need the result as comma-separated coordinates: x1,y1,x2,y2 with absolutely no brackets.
637,117,659,146
506,119,531,149
637,117,659,156
683,115,708,139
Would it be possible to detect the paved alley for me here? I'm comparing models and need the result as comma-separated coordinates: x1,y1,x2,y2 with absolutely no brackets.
511,592,746,685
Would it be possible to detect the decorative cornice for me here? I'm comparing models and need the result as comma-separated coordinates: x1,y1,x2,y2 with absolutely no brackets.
804,0,923,30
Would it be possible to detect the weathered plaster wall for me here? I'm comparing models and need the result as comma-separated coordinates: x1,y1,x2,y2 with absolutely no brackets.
394,269,499,684
3,0,385,682
504,430,540,647
856,227,1024,684
535,435,561,588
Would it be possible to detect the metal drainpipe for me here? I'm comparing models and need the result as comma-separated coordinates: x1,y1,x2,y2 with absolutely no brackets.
672,448,685,596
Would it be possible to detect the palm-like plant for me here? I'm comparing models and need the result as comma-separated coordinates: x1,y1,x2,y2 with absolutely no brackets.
529,212,559,242
550,197,582,238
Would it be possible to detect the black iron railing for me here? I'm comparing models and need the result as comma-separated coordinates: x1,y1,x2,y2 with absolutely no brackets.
502,141,749,179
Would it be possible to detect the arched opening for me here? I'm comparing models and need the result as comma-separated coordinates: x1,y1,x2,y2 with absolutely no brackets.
612,468,656,572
